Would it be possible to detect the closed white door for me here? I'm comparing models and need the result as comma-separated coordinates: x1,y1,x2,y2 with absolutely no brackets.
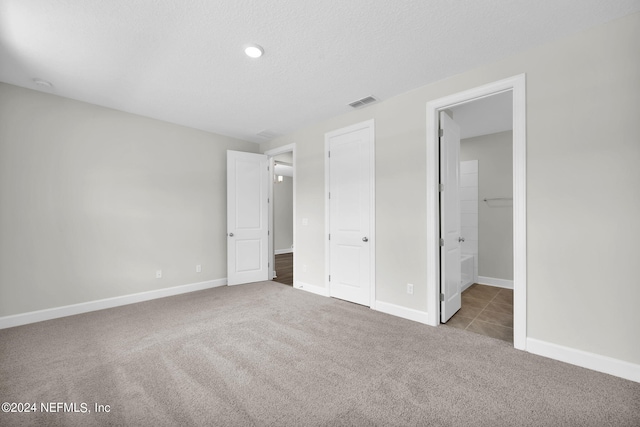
227,150,269,285
327,121,374,306
440,112,462,322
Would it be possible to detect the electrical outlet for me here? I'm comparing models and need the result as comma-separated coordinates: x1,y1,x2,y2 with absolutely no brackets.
156,270,162,279
196,264,201,273
302,218,309,226
407,283,414,295
303,264,307,272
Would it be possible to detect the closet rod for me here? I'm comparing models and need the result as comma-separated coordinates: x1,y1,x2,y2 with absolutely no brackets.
483,197,513,202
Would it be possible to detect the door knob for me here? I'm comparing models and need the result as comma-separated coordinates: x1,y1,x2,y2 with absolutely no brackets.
458,237,465,242
362,237,368,242
228,232,234,237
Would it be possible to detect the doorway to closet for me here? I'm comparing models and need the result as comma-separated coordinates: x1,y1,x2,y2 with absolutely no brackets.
442,92,514,343
426,75,526,350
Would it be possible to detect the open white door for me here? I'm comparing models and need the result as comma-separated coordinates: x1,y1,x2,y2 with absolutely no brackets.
440,111,462,322
327,121,374,306
227,150,269,285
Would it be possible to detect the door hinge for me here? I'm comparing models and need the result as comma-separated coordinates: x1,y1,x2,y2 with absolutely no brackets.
328,234,331,240
267,165,270,171
268,230,270,235
328,192,331,199
328,275,331,282
439,238,444,246
439,129,444,137
439,183,444,192
328,151,331,158
440,293,445,302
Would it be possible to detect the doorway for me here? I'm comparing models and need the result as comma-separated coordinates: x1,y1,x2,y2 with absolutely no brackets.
265,144,296,287
426,75,527,350
272,152,294,285
442,92,514,342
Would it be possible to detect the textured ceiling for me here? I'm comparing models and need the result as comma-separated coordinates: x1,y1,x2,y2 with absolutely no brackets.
1,1,639,143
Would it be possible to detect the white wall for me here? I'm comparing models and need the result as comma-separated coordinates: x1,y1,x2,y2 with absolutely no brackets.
0,83,258,317
261,13,640,365
273,175,294,252
461,131,513,282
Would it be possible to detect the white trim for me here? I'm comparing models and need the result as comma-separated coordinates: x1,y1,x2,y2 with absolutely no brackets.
268,156,275,280
325,119,376,308
325,132,330,300
512,75,527,351
426,74,527,351
294,281,330,297
264,143,297,283
476,276,514,289
274,248,294,255
527,338,640,383
0,279,227,330
375,301,430,325
368,120,376,310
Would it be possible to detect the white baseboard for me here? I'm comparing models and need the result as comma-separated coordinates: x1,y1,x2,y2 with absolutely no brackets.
526,338,640,383
0,278,227,330
275,248,294,255
294,281,329,297
477,276,513,289
374,300,430,325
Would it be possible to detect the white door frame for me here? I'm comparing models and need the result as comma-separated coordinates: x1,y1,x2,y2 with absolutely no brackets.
325,119,376,308
264,143,296,283
426,74,527,350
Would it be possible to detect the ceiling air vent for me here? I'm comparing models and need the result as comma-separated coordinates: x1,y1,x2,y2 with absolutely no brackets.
256,129,278,139
348,95,378,109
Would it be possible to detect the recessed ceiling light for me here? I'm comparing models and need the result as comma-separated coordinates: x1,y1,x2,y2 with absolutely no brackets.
244,44,264,59
33,78,53,88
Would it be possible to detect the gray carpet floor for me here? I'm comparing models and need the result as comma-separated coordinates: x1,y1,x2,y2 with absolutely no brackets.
1,281,638,426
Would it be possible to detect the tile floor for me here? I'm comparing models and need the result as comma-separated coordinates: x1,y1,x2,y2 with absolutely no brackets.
443,283,513,343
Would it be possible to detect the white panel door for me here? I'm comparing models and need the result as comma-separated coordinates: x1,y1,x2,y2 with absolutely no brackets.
227,150,269,285
327,122,373,306
440,112,462,322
